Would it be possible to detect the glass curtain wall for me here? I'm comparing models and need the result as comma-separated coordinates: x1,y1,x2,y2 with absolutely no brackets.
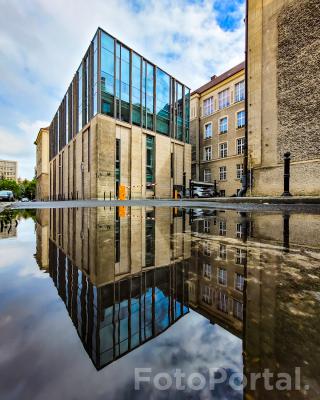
156,68,170,136
49,28,190,163
185,88,190,143
132,53,141,126
145,62,154,130
175,82,183,140
101,32,115,117
49,31,98,161
93,33,98,115
67,84,73,142
146,135,155,188
78,65,82,132
120,46,130,122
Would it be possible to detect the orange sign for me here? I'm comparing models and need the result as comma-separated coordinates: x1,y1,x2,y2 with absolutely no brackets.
119,206,126,218
119,184,126,200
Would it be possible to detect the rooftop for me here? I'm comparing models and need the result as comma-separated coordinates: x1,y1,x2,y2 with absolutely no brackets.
191,61,245,96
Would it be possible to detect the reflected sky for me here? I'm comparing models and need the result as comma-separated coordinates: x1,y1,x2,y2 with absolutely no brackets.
0,207,319,399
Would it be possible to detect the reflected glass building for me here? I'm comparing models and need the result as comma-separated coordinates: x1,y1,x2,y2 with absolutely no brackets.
43,207,190,369
34,206,320,398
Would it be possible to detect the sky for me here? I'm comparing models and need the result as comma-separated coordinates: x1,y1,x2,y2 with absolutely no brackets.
0,0,245,179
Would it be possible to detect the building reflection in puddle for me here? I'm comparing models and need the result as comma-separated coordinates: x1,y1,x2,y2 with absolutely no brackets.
35,206,320,398
190,209,320,399
37,207,190,370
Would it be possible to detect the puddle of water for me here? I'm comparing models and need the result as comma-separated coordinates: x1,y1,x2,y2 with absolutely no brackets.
0,207,319,399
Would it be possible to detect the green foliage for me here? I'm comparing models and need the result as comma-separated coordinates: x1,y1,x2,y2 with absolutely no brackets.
0,179,21,198
0,178,36,200
21,179,36,200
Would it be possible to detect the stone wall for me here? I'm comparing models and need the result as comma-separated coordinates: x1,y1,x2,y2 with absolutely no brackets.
49,114,191,199
277,0,320,162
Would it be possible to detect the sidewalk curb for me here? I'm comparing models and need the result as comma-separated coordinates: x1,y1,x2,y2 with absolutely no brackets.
178,197,320,205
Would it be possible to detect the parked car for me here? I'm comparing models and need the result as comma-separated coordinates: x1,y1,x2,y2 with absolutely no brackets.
21,197,30,202
0,190,15,202
192,186,216,198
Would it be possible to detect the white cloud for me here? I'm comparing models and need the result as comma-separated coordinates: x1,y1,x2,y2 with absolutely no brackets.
0,121,48,179
0,0,245,179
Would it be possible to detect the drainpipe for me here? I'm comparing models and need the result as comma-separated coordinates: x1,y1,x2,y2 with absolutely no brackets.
239,0,249,197
197,101,201,181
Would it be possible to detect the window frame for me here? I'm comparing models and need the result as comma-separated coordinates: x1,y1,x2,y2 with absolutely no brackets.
235,273,244,292
235,80,245,103
204,122,213,139
202,262,212,278
236,137,245,155
219,220,227,236
236,163,244,180
236,109,245,129
219,116,228,134
203,96,214,116
219,166,227,181
204,146,212,161
204,168,211,182
219,142,228,158
218,88,230,110
233,299,243,320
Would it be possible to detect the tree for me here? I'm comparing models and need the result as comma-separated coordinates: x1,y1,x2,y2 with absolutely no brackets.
22,179,36,200
0,178,37,200
0,179,21,198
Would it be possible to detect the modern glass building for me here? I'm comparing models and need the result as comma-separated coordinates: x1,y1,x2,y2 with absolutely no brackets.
48,28,191,200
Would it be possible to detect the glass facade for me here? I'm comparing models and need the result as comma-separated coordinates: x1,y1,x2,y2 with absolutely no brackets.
146,135,155,188
132,53,141,126
49,28,190,161
175,82,183,140
101,32,114,117
156,68,170,136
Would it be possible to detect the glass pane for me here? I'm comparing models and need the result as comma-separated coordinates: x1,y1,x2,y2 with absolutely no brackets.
176,82,183,140
100,33,115,117
132,53,141,126
156,68,170,135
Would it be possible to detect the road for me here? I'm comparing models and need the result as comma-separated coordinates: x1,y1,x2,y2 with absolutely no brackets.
8,199,320,214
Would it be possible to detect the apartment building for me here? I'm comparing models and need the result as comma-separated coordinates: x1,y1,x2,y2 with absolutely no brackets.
34,127,50,200
0,159,17,181
248,0,320,196
47,28,191,200
190,62,245,196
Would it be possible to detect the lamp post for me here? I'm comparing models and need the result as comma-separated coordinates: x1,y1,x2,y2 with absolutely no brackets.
282,152,292,196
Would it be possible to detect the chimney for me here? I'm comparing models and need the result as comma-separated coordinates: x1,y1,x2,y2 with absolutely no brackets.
211,75,217,81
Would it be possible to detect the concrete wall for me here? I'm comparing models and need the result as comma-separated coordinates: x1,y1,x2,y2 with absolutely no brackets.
248,0,320,196
35,128,49,200
49,113,191,199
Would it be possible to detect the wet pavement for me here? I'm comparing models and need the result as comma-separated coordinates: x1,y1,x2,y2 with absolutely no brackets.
11,199,320,214
0,206,319,399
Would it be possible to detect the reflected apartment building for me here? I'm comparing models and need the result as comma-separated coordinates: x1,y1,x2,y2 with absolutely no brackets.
46,28,191,200
188,210,246,337
36,207,191,369
188,209,320,399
